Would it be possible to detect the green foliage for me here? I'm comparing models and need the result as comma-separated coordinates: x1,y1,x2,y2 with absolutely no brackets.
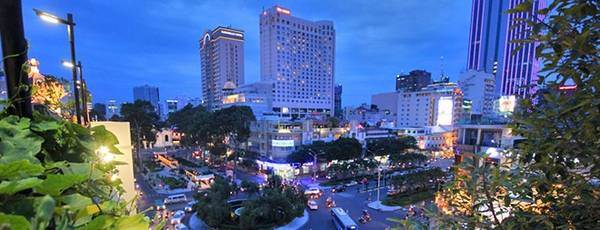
194,177,234,228
383,189,436,207
240,180,260,197
239,175,306,229
428,1,600,229
390,168,445,193
120,100,159,150
0,113,149,229
168,105,256,163
367,136,417,157
389,153,428,167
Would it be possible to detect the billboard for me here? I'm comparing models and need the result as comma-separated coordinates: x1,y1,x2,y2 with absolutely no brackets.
498,95,516,113
436,96,454,126
272,139,294,147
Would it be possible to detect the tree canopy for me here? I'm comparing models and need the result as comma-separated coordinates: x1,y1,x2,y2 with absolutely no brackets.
119,100,159,150
367,136,417,156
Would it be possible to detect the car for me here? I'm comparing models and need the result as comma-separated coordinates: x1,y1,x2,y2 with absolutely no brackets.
307,200,319,210
304,187,323,197
331,184,346,193
345,180,358,187
154,199,166,211
174,224,188,230
170,210,185,225
184,201,197,212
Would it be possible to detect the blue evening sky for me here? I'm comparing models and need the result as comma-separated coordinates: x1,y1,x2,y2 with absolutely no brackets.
21,0,470,107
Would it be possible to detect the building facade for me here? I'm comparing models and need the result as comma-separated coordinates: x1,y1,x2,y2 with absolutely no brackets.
133,85,160,115
260,6,336,118
222,82,273,119
396,83,463,127
458,70,496,118
106,99,120,119
467,0,545,97
371,92,399,122
334,84,343,118
200,26,245,110
395,70,432,92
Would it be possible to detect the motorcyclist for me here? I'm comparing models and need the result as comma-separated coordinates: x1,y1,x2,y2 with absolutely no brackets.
359,209,371,223
325,197,334,207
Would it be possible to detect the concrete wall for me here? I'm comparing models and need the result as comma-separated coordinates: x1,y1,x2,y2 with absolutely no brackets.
91,121,136,209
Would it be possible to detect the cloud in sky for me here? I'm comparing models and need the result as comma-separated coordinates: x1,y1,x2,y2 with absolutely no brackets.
21,0,470,106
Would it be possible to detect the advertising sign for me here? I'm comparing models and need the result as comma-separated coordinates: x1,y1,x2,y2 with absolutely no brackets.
499,95,516,113
272,139,294,147
436,96,454,126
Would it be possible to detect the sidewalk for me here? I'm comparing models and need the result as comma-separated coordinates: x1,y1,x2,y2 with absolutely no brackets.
188,212,210,230
367,201,404,212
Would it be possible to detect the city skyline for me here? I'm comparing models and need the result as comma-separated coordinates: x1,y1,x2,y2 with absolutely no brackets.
21,0,470,107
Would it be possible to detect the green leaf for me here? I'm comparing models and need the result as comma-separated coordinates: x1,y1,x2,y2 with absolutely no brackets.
0,177,43,195
0,213,30,230
91,125,122,155
61,193,93,211
80,215,114,230
33,195,56,230
114,214,149,230
31,119,61,132
0,116,43,164
0,159,44,180
59,162,103,180
34,174,87,196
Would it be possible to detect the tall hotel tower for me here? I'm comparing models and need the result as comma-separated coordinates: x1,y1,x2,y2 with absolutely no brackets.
467,0,545,96
260,6,336,117
200,27,244,110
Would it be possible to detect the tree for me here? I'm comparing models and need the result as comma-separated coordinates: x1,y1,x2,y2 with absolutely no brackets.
367,136,417,157
241,180,260,197
431,1,600,229
120,100,159,170
326,137,362,161
389,153,428,167
194,177,234,228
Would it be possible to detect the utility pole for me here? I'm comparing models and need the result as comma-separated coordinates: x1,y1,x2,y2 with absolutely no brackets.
0,0,32,118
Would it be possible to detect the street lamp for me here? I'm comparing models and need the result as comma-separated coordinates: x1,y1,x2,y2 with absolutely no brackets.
61,60,89,125
34,8,82,125
307,149,322,181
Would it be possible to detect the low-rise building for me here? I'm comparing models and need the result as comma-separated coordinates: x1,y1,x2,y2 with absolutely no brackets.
222,82,273,119
454,122,522,164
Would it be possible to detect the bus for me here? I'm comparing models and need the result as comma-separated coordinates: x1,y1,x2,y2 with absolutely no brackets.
331,207,358,230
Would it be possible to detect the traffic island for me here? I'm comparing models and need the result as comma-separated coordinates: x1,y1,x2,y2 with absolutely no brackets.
367,201,403,212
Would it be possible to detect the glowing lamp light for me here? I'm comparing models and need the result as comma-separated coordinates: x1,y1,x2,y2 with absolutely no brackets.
98,146,109,155
101,154,115,163
110,173,119,181
61,60,75,68
39,14,61,24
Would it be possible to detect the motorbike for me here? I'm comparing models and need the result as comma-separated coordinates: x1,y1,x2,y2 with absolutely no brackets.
325,197,336,208
358,214,371,224
358,210,371,224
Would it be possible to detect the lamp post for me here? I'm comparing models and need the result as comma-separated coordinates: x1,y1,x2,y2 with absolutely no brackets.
62,60,89,125
307,149,321,181
34,9,82,125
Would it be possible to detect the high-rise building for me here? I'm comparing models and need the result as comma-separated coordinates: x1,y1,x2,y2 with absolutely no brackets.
396,83,463,127
106,99,120,120
260,6,336,118
501,0,545,96
395,70,432,92
200,26,244,110
458,70,496,118
467,0,545,97
334,84,342,118
165,99,178,117
133,84,160,115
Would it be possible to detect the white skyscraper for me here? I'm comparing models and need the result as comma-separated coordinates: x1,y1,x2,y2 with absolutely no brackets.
260,6,335,118
200,26,244,110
